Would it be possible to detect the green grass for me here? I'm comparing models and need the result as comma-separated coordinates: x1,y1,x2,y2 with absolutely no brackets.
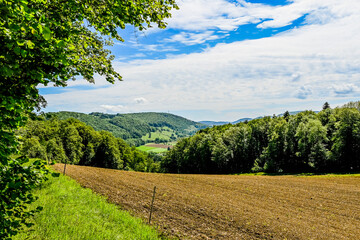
13,174,165,240
141,127,177,142
136,145,168,153
235,172,360,177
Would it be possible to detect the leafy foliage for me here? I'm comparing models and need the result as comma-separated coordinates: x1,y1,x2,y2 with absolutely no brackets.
162,103,360,174
0,0,177,238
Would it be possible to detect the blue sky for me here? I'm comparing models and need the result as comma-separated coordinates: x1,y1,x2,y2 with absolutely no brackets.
40,0,360,121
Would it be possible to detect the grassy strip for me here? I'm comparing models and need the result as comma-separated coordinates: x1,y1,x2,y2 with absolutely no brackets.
13,174,165,240
137,146,168,153
236,172,360,177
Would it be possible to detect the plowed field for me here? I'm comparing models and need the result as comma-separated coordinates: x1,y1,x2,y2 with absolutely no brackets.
53,164,360,239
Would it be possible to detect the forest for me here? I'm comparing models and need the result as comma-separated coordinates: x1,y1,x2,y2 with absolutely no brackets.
18,117,160,172
45,111,205,146
162,102,360,174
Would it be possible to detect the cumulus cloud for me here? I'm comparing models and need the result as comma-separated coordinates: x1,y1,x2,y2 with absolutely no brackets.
134,97,148,104
165,31,228,45
332,84,359,95
295,86,312,99
100,104,128,113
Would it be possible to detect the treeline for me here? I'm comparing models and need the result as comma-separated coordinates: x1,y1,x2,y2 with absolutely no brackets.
18,117,160,172
162,103,360,174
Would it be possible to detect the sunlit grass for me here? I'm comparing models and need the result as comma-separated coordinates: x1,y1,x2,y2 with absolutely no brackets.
13,174,165,240
137,145,168,153
235,172,360,177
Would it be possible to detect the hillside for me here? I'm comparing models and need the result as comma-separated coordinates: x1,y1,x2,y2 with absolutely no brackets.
45,111,206,145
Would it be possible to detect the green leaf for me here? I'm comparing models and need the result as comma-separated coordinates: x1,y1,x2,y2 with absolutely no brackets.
42,27,51,40
56,40,65,48
26,40,35,49
14,47,21,55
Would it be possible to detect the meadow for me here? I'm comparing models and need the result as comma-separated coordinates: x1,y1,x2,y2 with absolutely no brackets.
53,164,360,239
13,174,165,240
136,144,169,153
141,127,178,143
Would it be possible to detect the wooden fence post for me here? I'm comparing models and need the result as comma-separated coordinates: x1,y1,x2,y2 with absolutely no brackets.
63,162,67,175
148,186,157,224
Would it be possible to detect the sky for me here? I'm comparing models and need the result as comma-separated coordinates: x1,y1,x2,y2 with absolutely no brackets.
39,0,360,122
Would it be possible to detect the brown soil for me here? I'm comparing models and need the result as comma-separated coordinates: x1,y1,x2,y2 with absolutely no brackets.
53,164,360,240
146,144,172,149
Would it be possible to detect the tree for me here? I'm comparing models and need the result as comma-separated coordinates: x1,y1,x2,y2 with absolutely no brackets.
323,102,331,110
295,118,329,171
93,131,122,169
283,110,290,121
62,124,83,165
261,119,288,173
0,0,178,238
331,108,360,171
341,101,360,111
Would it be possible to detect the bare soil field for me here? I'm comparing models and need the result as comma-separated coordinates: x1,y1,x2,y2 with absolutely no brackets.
53,164,360,239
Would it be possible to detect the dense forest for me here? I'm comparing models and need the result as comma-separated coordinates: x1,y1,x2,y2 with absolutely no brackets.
45,111,206,146
162,102,360,174
18,117,160,172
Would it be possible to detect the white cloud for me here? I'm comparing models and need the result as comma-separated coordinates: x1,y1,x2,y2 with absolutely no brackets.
165,31,228,45
291,73,301,82
295,86,312,99
332,84,359,95
166,0,345,32
134,97,148,104
100,104,128,113
135,44,178,52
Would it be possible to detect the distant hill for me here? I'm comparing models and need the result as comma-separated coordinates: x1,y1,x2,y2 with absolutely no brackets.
199,121,230,126
200,118,252,126
277,111,303,117
45,111,206,146
232,118,252,124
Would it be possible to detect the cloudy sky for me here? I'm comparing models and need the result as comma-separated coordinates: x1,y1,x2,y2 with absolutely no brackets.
40,0,360,122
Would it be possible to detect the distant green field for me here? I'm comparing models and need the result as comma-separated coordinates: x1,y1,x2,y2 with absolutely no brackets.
137,145,168,153
141,127,177,142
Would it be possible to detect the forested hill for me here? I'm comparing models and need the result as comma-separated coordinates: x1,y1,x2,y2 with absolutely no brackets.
45,111,206,146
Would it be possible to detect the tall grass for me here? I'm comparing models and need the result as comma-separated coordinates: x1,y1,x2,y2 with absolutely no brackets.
13,175,165,240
